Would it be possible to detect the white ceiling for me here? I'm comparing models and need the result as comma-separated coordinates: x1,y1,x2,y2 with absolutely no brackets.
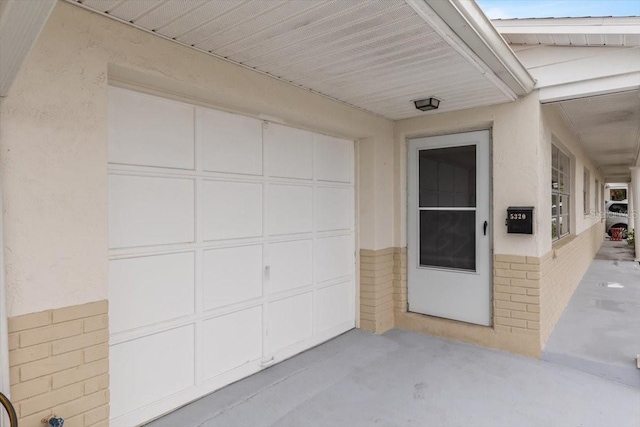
556,90,640,182
70,0,515,120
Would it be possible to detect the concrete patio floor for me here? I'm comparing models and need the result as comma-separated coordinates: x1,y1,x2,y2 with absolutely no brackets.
147,328,640,427
542,238,640,388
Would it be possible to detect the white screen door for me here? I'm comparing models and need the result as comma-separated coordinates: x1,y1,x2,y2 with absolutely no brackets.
407,130,491,326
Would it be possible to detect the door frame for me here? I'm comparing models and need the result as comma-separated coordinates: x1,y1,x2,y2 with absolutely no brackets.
405,129,494,326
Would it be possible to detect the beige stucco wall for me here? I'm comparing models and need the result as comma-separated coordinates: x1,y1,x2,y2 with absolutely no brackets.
537,104,605,347
394,92,545,257
0,2,394,317
0,0,609,366
388,94,605,356
540,104,605,238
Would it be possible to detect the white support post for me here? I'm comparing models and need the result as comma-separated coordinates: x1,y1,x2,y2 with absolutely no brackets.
628,182,634,231
631,168,640,261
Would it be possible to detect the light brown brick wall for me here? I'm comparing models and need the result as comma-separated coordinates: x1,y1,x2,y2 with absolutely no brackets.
392,250,542,358
493,254,541,337
360,248,395,333
392,248,407,313
540,222,605,345
389,224,603,357
8,301,110,427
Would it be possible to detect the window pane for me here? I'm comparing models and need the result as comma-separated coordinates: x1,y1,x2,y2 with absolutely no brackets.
552,145,558,170
552,194,558,217
560,151,570,173
419,146,476,208
558,171,567,192
552,168,559,190
559,195,565,215
560,214,570,236
561,196,570,235
420,210,475,271
583,170,590,214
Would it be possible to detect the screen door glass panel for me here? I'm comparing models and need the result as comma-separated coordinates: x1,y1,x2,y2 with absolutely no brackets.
419,146,476,271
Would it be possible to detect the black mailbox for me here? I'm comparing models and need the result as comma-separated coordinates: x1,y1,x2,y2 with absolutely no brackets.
506,206,534,234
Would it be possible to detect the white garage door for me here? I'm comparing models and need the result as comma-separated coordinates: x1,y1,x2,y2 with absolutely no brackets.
107,86,356,426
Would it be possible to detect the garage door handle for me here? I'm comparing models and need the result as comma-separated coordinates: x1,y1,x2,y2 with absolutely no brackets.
483,221,488,236
260,356,275,367
265,265,270,280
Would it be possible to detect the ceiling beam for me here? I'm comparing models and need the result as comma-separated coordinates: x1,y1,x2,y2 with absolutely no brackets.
539,72,640,103
0,0,57,101
492,16,640,35
530,47,640,90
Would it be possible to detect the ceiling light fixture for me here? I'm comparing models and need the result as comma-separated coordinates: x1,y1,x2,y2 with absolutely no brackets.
413,97,441,112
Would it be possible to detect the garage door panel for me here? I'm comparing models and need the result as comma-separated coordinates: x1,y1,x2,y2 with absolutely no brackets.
200,108,263,176
108,87,195,170
202,306,263,380
268,184,312,236
268,293,313,352
316,187,353,231
108,87,355,426
109,175,195,248
202,180,263,240
110,325,195,419
315,135,353,183
269,240,312,294
315,235,354,283
265,123,313,180
203,245,263,310
316,281,354,333
109,252,195,334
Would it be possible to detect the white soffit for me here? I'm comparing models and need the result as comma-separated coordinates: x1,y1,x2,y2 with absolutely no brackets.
493,17,640,47
555,90,640,182
0,0,57,99
68,0,530,120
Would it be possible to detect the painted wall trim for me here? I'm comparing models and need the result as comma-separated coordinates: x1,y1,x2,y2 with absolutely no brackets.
0,0,56,100
419,0,535,96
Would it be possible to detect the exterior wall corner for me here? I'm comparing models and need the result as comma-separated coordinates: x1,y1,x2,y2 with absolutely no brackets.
359,248,395,334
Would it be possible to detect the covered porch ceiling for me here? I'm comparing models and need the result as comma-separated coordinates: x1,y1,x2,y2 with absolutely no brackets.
493,17,640,183
67,0,533,120
552,90,640,183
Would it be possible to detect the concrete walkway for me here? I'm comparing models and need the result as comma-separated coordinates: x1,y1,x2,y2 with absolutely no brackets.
147,329,639,427
542,238,640,388
594,237,636,262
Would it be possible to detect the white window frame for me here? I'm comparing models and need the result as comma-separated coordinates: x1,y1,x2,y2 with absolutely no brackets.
594,179,600,215
583,168,590,215
552,144,571,241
